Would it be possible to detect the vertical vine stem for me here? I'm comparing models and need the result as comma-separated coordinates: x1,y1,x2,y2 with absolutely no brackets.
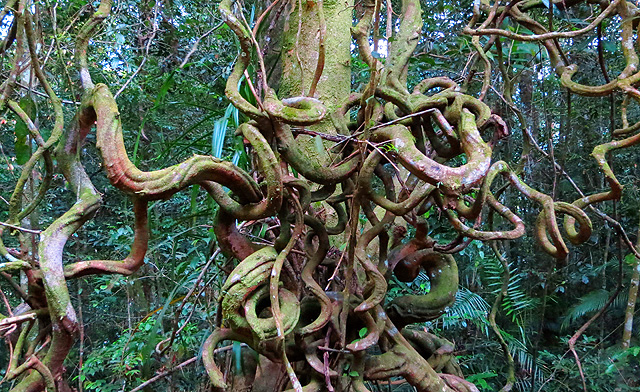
269,193,304,392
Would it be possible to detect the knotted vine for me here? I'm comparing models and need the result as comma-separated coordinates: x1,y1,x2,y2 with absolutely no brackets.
4,0,638,391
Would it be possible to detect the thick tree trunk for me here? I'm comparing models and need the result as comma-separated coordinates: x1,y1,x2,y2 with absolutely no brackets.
280,0,353,115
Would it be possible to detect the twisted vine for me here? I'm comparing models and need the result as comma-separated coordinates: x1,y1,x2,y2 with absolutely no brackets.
6,0,638,391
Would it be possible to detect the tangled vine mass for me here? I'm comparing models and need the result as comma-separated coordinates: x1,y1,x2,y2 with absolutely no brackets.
1,0,639,390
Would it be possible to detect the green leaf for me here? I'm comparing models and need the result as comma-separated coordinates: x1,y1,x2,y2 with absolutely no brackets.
14,97,36,165
212,118,228,158
624,253,638,266
359,327,368,338
156,71,176,106
519,42,539,56
133,71,176,164
605,363,616,374
466,371,497,388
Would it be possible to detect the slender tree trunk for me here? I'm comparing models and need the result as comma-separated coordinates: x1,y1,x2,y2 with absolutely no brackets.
621,225,640,348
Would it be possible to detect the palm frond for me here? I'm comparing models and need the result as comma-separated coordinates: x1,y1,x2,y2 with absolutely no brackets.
613,290,629,309
441,286,491,335
561,289,625,331
591,257,620,276
481,255,538,321
503,273,539,319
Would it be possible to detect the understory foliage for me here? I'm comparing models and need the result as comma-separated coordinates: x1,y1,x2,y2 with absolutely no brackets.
1,0,640,391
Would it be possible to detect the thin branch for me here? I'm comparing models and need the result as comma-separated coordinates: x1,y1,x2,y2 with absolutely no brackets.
568,285,622,392
252,0,283,37
292,128,351,143
308,0,326,97
489,242,516,392
115,1,159,98
465,0,620,42
14,82,79,104
128,356,198,392
159,249,221,354
369,108,436,131
179,21,225,69
0,272,29,302
129,343,247,392
0,221,41,234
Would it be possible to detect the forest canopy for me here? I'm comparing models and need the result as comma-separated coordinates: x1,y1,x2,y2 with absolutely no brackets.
0,0,639,391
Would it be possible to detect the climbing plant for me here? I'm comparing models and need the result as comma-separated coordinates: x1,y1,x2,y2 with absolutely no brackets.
1,0,639,391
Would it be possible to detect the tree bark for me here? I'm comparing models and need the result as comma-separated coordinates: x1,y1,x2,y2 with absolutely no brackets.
621,224,640,348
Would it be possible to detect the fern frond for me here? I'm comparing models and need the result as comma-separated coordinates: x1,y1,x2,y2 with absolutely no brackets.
481,254,538,321
441,286,491,334
561,289,622,331
502,273,539,319
592,258,619,276
612,290,629,309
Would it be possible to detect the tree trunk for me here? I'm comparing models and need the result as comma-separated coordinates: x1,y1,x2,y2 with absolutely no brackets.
621,225,640,348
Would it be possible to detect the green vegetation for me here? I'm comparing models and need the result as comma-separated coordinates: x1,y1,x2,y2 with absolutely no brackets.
0,0,639,391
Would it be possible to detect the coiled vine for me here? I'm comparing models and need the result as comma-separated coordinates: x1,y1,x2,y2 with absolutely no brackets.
2,0,638,391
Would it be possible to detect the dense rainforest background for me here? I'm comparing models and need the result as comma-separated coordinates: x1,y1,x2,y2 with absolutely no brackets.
1,0,640,391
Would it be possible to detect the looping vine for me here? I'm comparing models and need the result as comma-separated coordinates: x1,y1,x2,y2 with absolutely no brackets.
198,1,594,391
2,0,628,391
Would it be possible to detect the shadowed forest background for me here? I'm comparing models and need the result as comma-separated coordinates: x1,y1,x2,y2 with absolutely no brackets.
1,0,640,391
